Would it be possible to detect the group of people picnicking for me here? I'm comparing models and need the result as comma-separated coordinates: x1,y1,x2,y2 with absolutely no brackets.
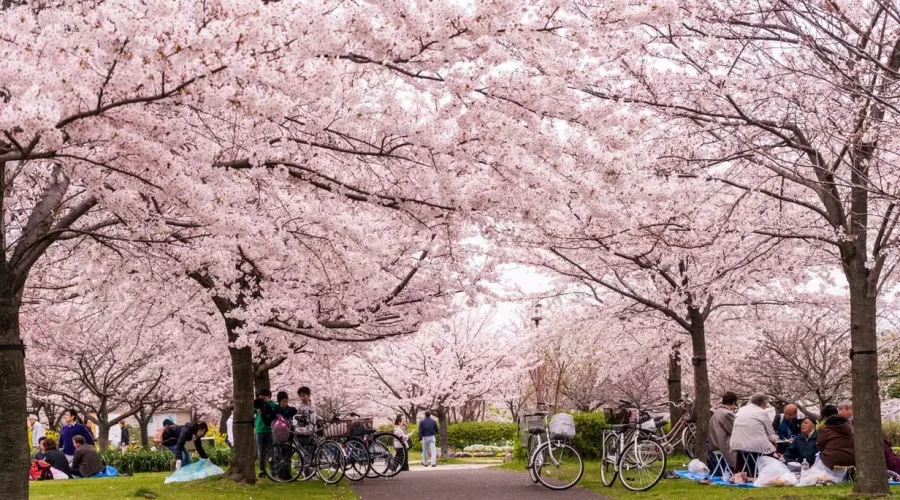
28,407,211,481
29,385,442,482
707,392,900,481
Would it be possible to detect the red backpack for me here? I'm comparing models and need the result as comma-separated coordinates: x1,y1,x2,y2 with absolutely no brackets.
29,460,53,481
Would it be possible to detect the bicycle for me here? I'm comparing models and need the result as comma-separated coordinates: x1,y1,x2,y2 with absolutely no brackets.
263,417,346,484
322,414,373,482
612,399,697,459
523,411,584,491
600,422,666,491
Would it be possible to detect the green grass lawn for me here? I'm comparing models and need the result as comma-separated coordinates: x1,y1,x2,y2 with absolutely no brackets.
30,472,356,500
500,457,900,500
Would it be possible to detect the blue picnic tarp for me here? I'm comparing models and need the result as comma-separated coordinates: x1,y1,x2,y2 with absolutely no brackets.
164,459,224,484
74,465,119,479
673,470,754,487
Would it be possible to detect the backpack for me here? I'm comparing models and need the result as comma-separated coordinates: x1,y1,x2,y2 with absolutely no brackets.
272,415,291,443
29,460,53,481
260,403,277,426
153,426,165,445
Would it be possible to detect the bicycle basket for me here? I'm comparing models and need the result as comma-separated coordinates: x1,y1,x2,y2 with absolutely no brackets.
322,419,353,438
549,413,576,440
603,408,629,425
523,414,544,434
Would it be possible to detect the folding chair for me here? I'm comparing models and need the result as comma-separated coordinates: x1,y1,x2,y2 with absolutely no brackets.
709,451,733,478
833,465,856,483
737,451,759,477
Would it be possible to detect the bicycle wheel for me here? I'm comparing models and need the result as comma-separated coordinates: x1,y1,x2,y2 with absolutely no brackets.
527,434,541,483
263,443,303,483
314,440,345,484
682,426,697,459
373,432,406,478
533,441,584,491
342,437,371,482
599,434,617,487
618,439,666,491
365,439,393,478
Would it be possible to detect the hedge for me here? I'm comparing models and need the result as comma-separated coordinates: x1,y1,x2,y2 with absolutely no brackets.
99,447,233,473
514,411,608,460
407,421,518,451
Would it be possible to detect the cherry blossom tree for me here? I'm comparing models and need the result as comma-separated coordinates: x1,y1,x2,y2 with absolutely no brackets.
486,1,900,492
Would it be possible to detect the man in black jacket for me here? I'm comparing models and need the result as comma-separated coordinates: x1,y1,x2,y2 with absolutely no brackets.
783,417,818,465
162,421,209,466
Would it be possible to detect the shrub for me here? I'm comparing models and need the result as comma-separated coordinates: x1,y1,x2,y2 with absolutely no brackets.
570,411,607,459
101,449,172,473
206,424,228,449
884,421,900,445
206,446,234,467
447,421,517,448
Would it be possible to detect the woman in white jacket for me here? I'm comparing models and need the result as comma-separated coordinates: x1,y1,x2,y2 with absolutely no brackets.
729,393,777,475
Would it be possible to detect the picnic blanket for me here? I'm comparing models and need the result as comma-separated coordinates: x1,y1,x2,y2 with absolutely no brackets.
164,459,224,484
674,469,900,488
673,470,754,487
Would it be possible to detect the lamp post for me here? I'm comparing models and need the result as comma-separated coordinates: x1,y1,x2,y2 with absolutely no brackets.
531,302,544,409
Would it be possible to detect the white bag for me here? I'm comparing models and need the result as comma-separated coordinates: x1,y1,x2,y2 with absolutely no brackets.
688,458,709,474
49,467,70,480
797,459,839,487
753,456,798,487
548,413,576,440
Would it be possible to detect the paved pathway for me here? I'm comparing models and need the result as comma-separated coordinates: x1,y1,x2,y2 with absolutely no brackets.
353,466,609,500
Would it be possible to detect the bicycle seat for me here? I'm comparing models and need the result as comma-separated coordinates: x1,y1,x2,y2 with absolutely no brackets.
653,416,665,422
525,411,549,417
612,424,629,431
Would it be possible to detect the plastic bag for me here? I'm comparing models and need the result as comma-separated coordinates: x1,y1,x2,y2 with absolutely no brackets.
164,459,224,484
797,460,838,487
50,467,70,480
272,415,290,443
549,413,576,440
753,456,798,487
688,459,710,474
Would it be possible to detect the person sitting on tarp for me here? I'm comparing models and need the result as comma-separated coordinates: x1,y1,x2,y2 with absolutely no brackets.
71,436,103,478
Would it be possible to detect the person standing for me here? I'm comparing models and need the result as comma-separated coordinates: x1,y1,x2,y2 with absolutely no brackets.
119,421,130,453
226,413,234,448
419,410,439,467
276,391,298,420
29,415,45,450
60,409,94,463
254,389,278,478
394,414,410,471
71,435,104,478
295,386,318,427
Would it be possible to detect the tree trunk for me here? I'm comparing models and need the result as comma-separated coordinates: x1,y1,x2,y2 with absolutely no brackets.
138,418,150,449
688,314,711,460
225,334,257,484
253,365,271,396
98,423,111,451
668,346,682,425
848,273,889,494
437,407,449,455
0,280,28,500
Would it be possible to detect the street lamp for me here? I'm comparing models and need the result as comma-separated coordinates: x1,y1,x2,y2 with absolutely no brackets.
531,302,543,328
531,302,545,408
